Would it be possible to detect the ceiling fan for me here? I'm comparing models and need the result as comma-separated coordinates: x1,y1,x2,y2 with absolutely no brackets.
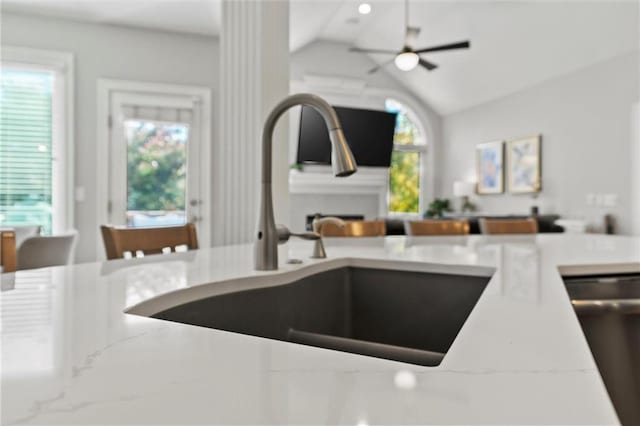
349,0,470,74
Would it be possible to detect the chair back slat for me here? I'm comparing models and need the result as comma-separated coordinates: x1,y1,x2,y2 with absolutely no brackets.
479,218,538,235
101,224,198,260
319,220,386,237
405,220,470,236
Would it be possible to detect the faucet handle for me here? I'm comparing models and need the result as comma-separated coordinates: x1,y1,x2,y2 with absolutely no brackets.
290,231,320,241
277,226,321,243
312,216,346,234
290,230,327,259
276,225,291,244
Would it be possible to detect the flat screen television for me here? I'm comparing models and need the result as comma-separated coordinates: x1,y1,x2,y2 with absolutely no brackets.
296,105,397,167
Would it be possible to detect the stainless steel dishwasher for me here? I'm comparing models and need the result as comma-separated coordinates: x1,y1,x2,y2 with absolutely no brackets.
563,274,640,426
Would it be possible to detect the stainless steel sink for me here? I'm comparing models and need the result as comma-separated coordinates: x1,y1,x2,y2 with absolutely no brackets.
564,274,640,425
153,267,490,366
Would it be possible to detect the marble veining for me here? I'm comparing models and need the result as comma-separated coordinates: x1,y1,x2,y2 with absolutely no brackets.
2,234,639,425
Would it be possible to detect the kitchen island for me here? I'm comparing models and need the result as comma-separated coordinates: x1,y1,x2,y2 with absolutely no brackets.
2,234,639,425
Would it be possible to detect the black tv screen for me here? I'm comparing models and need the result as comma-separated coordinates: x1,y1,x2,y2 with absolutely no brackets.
297,105,397,167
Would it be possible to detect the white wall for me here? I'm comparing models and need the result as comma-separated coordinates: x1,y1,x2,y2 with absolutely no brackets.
1,12,220,262
288,40,442,231
290,40,408,91
440,51,639,234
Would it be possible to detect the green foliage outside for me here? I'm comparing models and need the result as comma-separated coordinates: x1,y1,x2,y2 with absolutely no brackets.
386,100,422,214
126,121,188,212
389,151,420,213
391,110,418,146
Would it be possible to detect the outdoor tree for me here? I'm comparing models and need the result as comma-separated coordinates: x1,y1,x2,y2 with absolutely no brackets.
126,121,187,212
388,109,420,213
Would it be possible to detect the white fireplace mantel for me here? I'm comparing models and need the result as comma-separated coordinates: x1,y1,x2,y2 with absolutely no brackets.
289,167,389,216
289,169,388,194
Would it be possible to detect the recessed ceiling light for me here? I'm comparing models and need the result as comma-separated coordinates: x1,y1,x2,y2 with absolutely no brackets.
358,3,372,15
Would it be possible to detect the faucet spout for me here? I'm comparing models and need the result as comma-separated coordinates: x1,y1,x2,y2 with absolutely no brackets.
254,94,357,271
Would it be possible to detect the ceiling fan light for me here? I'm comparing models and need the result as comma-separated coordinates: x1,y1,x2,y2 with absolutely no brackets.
358,3,372,14
394,52,419,71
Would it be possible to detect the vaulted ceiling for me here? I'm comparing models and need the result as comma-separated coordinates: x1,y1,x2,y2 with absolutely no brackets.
2,0,638,114
329,0,639,114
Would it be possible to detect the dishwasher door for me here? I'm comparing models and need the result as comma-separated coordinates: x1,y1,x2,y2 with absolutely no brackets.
564,275,640,426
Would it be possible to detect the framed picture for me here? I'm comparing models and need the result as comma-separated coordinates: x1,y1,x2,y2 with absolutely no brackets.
507,135,541,193
476,141,504,194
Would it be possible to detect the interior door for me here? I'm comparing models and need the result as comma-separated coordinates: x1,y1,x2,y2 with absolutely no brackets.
108,91,203,232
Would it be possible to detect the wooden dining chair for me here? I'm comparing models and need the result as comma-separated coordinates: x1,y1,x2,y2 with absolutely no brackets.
479,218,538,235
17,231,77,271
13,225,43,248
318,220,386,237
405,220,470,236
1,231,17,273
100,223,199,260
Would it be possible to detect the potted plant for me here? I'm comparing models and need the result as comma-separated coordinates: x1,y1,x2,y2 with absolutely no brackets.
424,198,452,218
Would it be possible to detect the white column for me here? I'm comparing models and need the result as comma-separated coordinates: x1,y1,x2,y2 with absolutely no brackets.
215,0,290,246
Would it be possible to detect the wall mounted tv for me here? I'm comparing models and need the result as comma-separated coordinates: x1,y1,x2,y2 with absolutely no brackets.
296,105,397,168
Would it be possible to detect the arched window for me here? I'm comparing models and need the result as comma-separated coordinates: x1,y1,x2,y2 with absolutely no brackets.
384,98,426,214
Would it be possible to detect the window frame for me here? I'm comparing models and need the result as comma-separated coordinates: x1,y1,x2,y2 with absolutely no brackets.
1,46,74,233
385,97,428,217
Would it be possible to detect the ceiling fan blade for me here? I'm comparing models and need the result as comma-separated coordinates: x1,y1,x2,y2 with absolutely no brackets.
349,47,398,55
414,40,470,54
367,58,395,74
418,58,438,71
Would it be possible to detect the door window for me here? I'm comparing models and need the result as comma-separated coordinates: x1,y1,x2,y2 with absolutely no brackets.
124,120,189,227
108,93,202,231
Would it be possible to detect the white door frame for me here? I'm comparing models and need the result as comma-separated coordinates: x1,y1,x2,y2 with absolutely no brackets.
96,79,212,258
109,91,203,229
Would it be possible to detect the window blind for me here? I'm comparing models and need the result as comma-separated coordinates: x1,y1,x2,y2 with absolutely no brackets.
0,69,54,234
120,104,193,124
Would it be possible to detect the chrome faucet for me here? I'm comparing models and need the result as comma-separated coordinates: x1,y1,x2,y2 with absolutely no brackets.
254,93,357,270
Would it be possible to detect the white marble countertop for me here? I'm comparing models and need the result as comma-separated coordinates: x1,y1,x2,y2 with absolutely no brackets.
2,233,639,425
